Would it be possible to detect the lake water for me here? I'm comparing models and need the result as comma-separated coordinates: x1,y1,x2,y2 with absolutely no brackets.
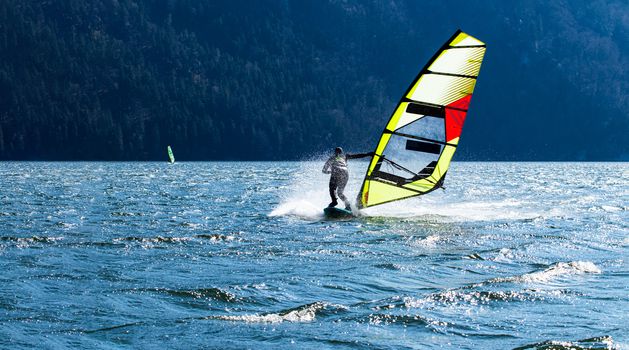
0,161,627,349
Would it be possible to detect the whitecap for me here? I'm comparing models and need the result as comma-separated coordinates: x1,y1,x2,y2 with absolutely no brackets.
492,261,601,284
209,302,337,323
408,234,441,248
491,248,515,263
519,261,601,283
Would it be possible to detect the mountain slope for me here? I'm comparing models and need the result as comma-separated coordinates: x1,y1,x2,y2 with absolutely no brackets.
0,0,626,160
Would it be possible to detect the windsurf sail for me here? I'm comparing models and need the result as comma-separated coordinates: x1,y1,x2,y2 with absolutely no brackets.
357,30,486,208
167,145,175,163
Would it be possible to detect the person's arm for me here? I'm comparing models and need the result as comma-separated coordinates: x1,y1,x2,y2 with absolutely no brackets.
322,158,332,173
346,152,375,160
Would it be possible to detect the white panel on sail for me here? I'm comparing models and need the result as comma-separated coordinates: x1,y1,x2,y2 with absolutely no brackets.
394,112,425,131
409,74,476,106
428,47,485,77
451,35,484,47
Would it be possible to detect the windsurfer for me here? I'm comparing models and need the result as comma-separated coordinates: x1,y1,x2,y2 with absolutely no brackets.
322,147,373,209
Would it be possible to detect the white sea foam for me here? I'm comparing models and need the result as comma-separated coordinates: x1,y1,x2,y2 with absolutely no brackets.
491,248,516,263
519,261,601,283
491,261,602,284
516,336,617,350
408,234,441,248
268,200,323,219
268,161,561,222
211,302,332,323
403,290,532,308
14,236,64,248
361,197,542,222
601,205,622,212
269,161,331,219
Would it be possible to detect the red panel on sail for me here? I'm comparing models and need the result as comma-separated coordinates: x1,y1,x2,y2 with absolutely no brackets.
448,94,472,110
445,95,471,142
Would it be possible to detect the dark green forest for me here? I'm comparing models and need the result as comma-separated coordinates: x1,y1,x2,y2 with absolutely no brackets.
0,0,627,160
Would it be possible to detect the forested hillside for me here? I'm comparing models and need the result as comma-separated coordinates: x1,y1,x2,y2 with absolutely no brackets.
0,0,626,160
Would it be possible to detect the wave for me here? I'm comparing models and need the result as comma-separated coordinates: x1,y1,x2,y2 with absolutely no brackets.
352,297,466,333
206,302,347,323
356,289,553,311
378,276,589,311
408,234,442,248
373,263,406,271
466,253,484,260
367,313,437,327
513,335,617,350
0,236,64,243
388,262,600,310
82,322,142,334
110,211,145,217
129,287,238,303
467,247,532,264
194,234,238,242
6,233,241,250
112,234,238,244
114,236,192,244
403,290,549,308
488,261,601,284
0,235,64,248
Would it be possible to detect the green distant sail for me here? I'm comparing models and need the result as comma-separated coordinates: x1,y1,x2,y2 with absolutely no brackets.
167,145,175,163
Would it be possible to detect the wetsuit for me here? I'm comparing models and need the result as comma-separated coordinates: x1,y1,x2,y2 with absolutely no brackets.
322,152,373,209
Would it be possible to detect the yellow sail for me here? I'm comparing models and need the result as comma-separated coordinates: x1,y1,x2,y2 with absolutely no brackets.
357,30,486,208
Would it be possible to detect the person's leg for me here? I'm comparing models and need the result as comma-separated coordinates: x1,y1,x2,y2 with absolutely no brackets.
328,176,338,207
336,173,350,209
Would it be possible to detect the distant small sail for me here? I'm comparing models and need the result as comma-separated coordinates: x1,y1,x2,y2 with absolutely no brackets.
357,30,486,208
167,145,175,163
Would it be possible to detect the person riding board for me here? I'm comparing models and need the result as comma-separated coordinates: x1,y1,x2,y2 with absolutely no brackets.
322,147,374,210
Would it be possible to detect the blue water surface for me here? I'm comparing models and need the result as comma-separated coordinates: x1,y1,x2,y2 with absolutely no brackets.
0,162,627,349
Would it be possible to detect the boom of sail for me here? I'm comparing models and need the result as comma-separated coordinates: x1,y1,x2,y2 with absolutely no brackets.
357,30,486,208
